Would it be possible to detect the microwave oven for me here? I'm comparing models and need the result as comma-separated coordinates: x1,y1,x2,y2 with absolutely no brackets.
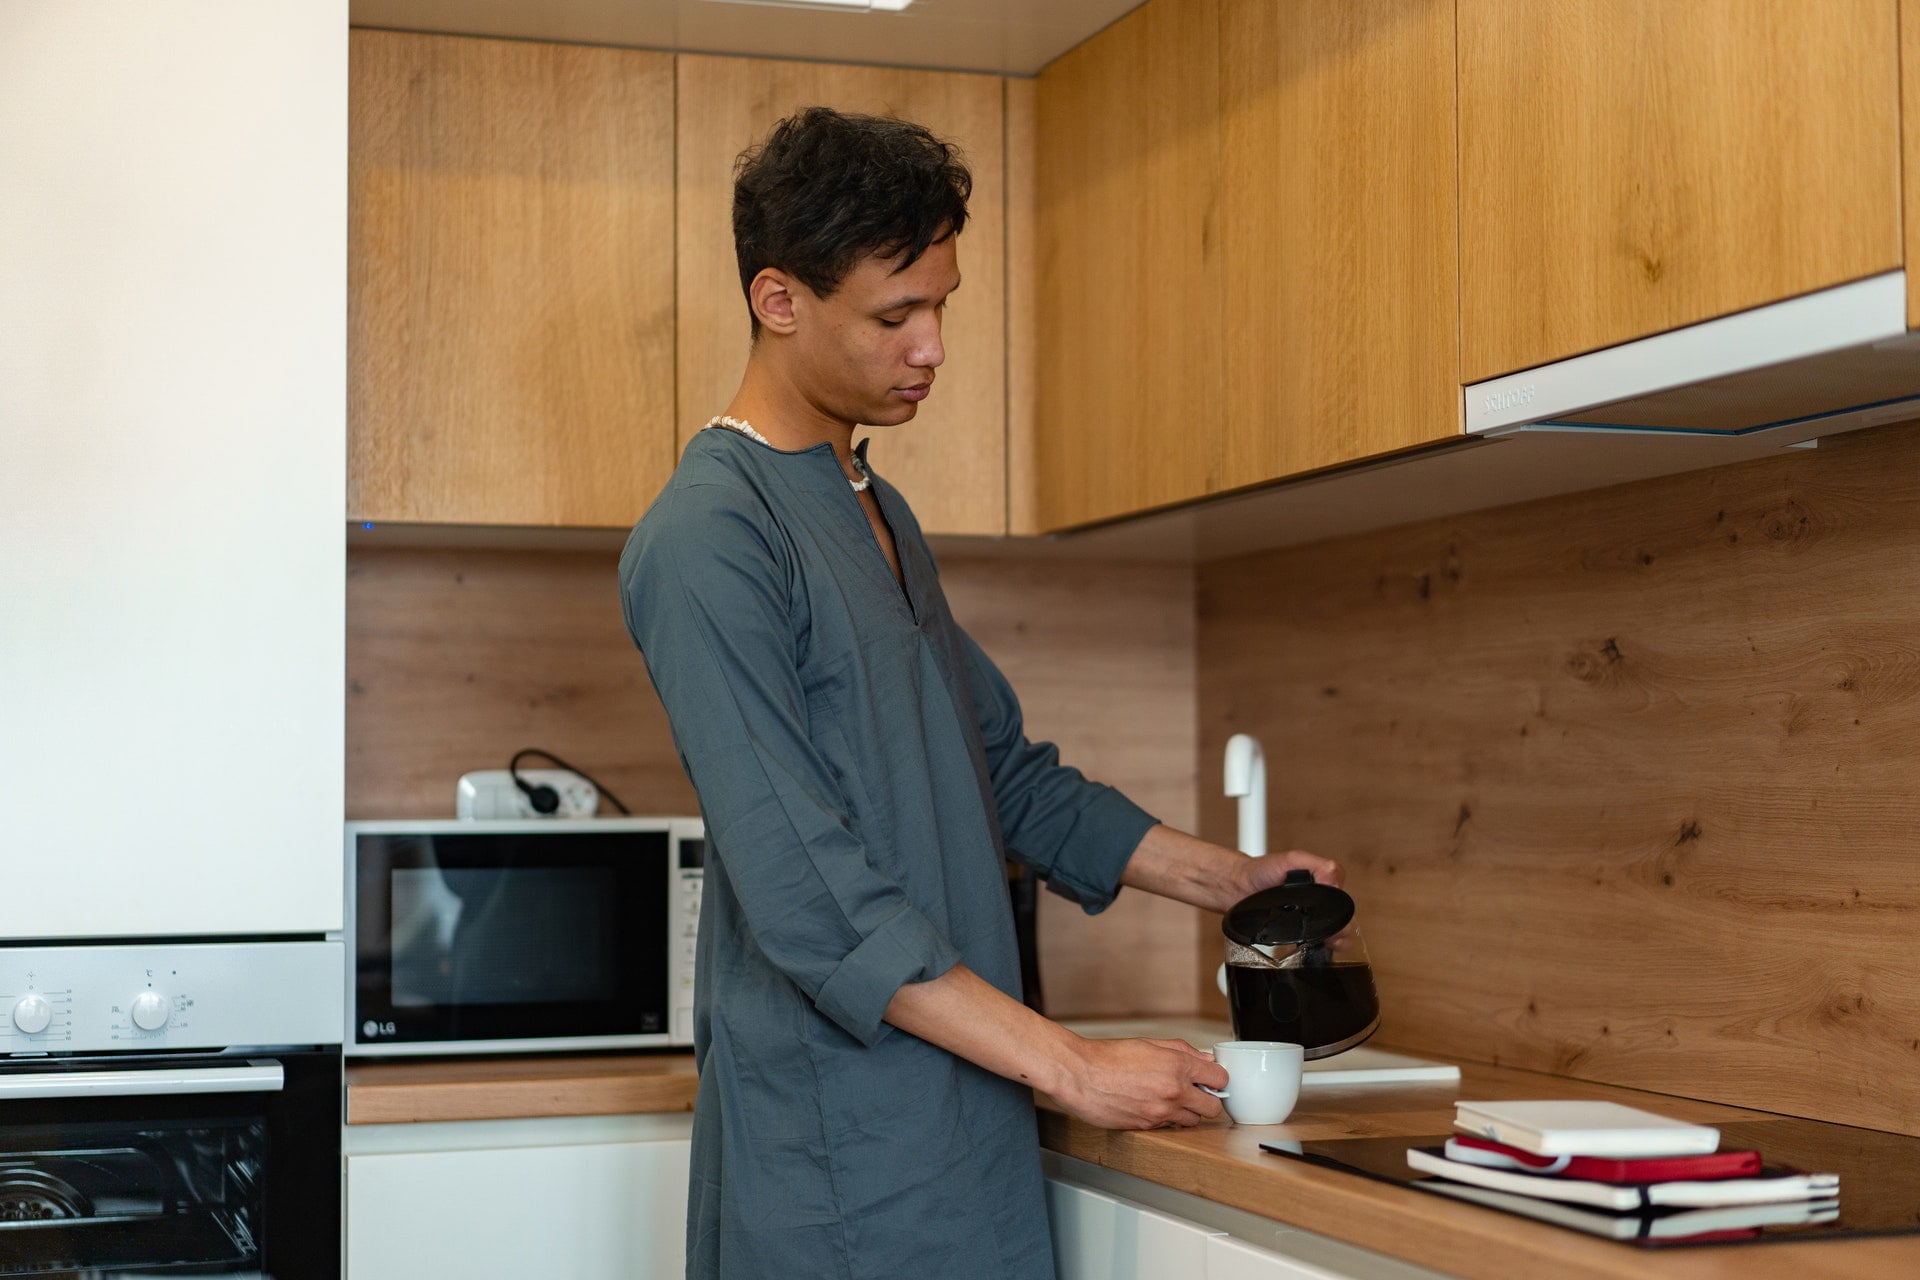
344,817,702,1057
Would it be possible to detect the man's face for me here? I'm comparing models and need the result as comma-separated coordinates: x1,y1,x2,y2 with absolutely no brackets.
787,235,958,428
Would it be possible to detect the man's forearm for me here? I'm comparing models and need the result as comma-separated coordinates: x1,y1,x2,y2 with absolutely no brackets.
1116,823,1255,913
1117,823,1344,913
882,962,1228,1130
881,963,1080,1093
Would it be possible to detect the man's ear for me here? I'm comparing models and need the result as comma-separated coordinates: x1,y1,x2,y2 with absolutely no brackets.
749,268,801,336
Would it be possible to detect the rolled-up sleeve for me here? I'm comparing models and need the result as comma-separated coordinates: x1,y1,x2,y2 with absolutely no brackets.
621,488,961,1047
959,630,1158,914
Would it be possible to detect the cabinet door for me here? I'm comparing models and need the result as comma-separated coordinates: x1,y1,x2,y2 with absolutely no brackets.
676,56,1007,536
346,1139,690,1280
1207,1235,1354,1280
1033,0,1458,531
1033,0,1225,530
1,1,344,937
1046,1177,1220,1278
349,31,677,526
1218,0,1460,489
1906,0,1920,330
1457,0,1903,383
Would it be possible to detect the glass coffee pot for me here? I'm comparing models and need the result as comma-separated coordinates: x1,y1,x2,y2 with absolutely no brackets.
1222,869,1380,1059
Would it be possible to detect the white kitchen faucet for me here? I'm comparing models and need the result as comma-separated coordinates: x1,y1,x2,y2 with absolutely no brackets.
1223,733,1266,858
1219,734,1268,997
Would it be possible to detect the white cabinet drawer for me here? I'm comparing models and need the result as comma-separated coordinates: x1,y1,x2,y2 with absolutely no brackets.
347,1138,689,1280
1208,1234,1362,1280
1045,1156,1454,1280
1047,1177,1222,1279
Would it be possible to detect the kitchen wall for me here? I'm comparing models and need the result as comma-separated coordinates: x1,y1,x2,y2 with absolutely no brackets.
1196,419,1920,1137
347,545,1199,1019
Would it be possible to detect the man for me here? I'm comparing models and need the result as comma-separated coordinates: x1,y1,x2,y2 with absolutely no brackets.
620,107,1339,1279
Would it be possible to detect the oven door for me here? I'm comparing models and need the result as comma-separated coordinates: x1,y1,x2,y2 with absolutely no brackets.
350,824,674,1054
0,1049,339,1279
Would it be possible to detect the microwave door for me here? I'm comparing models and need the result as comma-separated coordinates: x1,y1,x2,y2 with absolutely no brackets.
352,824,674,1053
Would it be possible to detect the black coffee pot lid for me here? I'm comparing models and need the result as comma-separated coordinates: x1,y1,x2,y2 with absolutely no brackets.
1222,869,1355,947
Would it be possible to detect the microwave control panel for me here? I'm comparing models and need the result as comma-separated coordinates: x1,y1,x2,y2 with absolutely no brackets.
0,941,343,1055
672,828,705,1046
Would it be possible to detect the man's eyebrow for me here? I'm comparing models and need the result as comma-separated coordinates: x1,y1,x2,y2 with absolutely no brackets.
876,277,962,312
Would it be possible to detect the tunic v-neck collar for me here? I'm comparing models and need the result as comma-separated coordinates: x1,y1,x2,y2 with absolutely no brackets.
701,428,919,625
845,439,919,626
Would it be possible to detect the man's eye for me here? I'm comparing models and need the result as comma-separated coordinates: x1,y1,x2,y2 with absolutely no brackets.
878,317,905,328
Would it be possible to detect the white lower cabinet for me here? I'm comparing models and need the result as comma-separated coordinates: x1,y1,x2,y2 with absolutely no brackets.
1047,1177,1222,1278
1206,1235,1354,1280
1046,1162,1453,1280
346,1117,691,1280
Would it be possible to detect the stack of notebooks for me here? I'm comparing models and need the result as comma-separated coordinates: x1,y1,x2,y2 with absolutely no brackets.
1411,1101,1842,1243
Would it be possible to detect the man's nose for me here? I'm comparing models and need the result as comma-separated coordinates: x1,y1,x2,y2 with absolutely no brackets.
909,316,945,369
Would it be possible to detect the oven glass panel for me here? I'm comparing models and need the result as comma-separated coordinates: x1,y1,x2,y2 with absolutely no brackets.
0,1050,338,1279
356,830,671,1045
0,1116,265,1274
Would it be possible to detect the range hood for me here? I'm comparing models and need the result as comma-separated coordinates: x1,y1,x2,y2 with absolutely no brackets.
1464,271,1920,444
999,270,1920,564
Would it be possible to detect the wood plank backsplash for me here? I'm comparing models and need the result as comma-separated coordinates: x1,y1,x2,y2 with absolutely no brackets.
1196,421,1920,1136
347,545,1198,1019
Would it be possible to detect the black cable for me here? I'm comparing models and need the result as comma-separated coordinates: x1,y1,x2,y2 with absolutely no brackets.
508,747,633,816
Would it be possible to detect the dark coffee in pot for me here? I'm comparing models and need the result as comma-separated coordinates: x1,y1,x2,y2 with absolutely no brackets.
1225,960,1379,1059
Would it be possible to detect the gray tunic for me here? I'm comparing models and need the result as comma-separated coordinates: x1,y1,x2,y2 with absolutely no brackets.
618,428,1157,1280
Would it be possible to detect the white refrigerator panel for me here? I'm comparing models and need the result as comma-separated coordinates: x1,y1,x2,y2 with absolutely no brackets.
0,3,346,936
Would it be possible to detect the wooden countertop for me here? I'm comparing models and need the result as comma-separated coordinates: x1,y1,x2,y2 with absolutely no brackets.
344,1028,1920,1279
345,1052,697,1125
1038,1043,1920,1280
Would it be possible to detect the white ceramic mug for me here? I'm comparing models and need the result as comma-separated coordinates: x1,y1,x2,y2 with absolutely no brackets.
1201,1040,1303,1125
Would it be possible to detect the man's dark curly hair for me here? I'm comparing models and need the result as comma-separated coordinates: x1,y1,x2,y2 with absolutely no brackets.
732,106,971,338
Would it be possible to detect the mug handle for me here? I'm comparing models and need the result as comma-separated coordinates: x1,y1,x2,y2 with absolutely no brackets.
1199,1085,1229,1099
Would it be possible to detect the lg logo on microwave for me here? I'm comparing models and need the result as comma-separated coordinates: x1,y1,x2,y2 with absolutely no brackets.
363,1019,398,1038
1483,383,1537,415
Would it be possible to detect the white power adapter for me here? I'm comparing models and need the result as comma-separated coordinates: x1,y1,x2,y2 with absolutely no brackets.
455,769,599,820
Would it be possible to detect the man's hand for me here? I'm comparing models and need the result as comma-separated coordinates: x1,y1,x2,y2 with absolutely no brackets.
1226,847,1343,903
1051,1035,1228,1130
1119,824,1342,915
884,967,1230,1131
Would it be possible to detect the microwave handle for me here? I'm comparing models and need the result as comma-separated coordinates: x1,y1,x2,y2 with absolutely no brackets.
0,1060,284,1101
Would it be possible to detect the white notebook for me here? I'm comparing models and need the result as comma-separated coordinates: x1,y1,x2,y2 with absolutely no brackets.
1422,1182,1842,1241
1406,1148,1839,1209
1453,1100,1721,1157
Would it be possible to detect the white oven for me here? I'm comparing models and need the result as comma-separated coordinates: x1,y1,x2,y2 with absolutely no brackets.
0,940,343,1278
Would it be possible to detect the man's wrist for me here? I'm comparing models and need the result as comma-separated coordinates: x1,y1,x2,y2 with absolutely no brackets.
1119,824,1256,913
1025,1018,1088,1100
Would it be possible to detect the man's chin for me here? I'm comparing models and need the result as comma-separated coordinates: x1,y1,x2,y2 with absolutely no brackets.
864,401,921,428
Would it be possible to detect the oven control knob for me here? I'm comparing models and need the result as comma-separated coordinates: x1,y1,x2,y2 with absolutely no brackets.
130,991,170,1032
11,994,51,1035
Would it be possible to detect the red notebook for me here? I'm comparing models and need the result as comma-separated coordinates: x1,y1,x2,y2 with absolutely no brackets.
1445,1134,1763,1184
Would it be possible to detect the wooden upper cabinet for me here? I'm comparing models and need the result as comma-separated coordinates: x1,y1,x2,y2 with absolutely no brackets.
1906,0,1920,329
1032,0,1226,531
1457,0,1904,384
676,56,1007,537
349,31,676,527
1217,0,1461,490
1032,0,1459,532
